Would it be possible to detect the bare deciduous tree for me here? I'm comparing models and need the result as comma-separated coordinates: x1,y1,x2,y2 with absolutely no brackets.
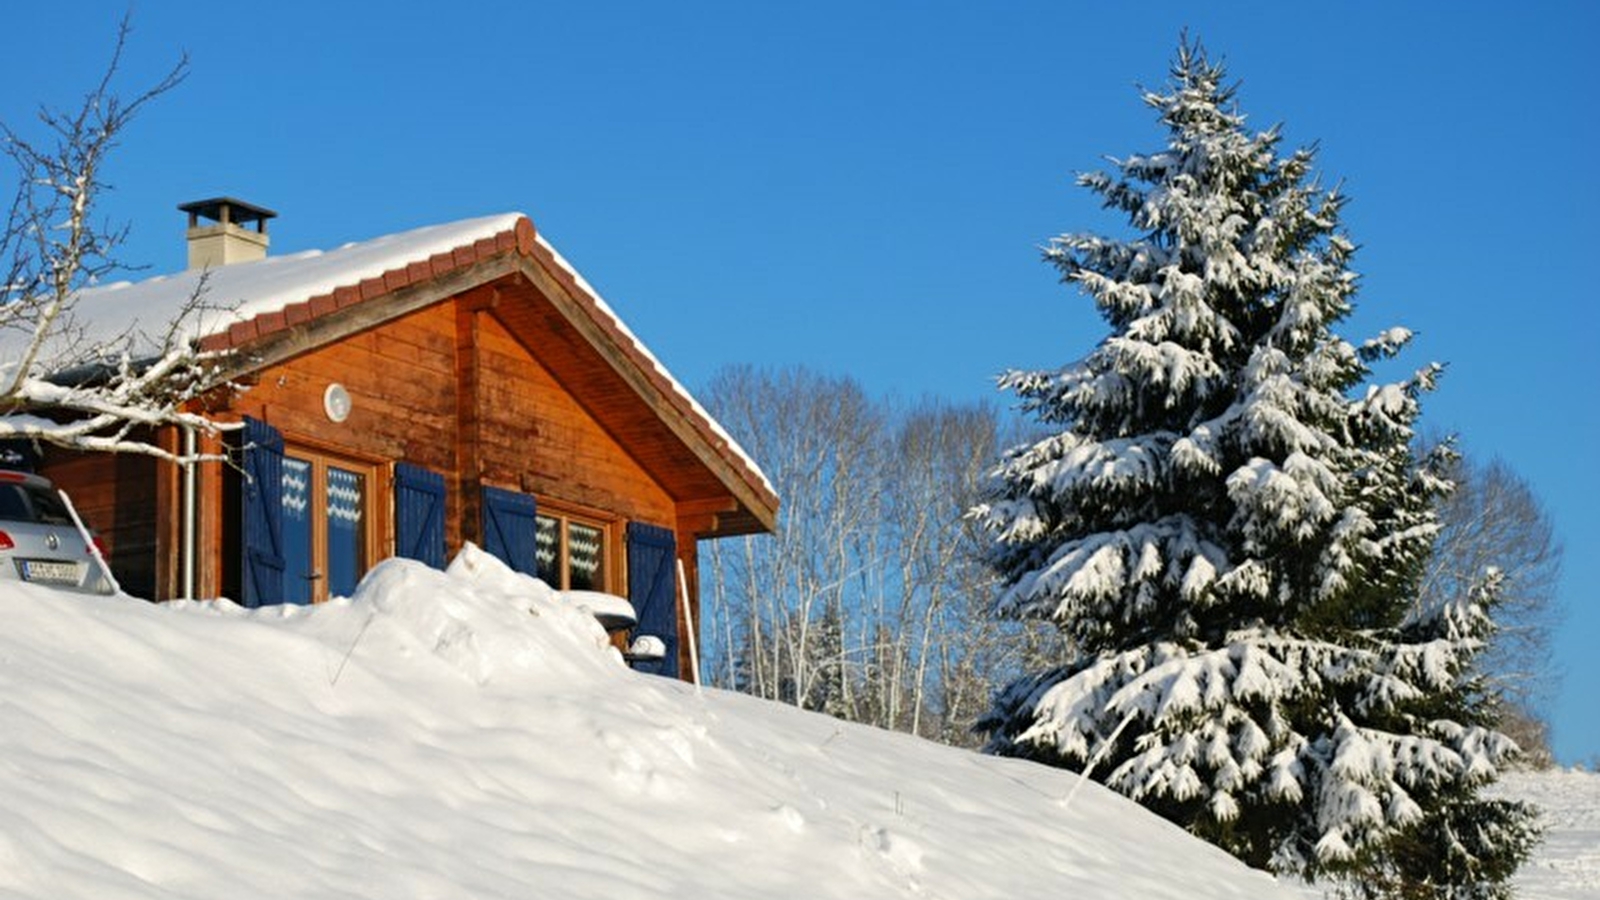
701,366,883,711
1,18,227,462
1421,449,1564,764
699,364,1063,745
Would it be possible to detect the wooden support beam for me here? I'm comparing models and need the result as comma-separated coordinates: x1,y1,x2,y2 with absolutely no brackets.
458,284,500,313
676,513,721,538
153,425,181,600
677,497,741,538
675,526,703,683
454,298,485,553
196,428,226,600
677,497,739,517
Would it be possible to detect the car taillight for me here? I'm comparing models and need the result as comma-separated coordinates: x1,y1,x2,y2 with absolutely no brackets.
0,529,13,551
91,536,108,557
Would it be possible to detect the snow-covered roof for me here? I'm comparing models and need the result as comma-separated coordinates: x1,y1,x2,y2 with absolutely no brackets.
58,213,774,504
70,214,528,354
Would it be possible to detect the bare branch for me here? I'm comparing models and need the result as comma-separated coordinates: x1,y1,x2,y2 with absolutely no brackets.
0,17,229,462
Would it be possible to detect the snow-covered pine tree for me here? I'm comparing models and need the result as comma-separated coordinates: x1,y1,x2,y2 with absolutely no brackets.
972,41,1537,898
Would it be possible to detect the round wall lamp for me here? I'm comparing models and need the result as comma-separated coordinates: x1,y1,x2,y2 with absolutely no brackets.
323,382,353,423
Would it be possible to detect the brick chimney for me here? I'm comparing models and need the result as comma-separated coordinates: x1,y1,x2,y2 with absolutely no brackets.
179,197,276,269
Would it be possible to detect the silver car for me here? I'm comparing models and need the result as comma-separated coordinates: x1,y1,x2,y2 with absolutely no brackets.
0,470,114,595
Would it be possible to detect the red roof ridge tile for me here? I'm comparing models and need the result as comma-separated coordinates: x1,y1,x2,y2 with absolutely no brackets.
205,220,529,351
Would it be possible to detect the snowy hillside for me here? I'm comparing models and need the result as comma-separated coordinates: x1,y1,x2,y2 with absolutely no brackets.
1493,768,1600,899
1282,769,1600,900
0,547,1303,899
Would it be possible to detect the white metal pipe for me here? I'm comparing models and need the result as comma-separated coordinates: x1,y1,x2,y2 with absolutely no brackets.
181,425,195,595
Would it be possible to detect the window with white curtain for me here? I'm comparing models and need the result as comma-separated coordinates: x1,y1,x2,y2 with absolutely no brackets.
535,510,609,591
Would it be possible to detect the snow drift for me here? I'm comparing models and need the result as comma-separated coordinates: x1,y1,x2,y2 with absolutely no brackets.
0,547,1306,898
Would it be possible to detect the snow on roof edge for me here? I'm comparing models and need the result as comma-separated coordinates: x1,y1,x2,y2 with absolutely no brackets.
41,213,528,359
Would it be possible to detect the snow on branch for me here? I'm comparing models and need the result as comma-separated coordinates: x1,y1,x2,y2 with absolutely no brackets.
0,17,236,463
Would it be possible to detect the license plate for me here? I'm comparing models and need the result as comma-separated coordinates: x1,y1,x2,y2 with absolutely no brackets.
20,559,84,585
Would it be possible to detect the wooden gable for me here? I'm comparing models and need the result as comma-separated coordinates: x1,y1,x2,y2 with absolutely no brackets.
197,216,777,541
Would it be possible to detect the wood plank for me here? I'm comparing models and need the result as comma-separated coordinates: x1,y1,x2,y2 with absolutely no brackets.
197,429,226,601
470,312,676,526
224,304,464,474
455,301,483,553
154,425,180,599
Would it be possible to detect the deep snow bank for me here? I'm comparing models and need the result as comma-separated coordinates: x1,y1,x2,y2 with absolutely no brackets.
0,549,1305,899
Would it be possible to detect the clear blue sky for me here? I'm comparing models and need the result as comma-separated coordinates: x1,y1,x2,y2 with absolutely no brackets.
3,2,1593,763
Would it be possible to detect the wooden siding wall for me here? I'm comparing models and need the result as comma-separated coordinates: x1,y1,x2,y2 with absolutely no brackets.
36,442,165,600
231,302,460,470
472,312,675,529
203,293,677,599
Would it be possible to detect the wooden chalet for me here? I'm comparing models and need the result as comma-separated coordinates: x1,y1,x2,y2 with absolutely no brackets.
35,199,778,680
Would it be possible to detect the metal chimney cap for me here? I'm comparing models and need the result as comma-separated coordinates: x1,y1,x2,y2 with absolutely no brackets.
178,197,278,230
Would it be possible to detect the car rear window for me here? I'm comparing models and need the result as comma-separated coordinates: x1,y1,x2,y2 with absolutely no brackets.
0,485,31,522
0,484,72,524
27,487,71,524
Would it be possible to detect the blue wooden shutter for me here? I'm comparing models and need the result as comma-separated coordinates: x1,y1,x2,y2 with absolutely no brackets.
480,485,538,576
240,417,286,607
394,463,447,569
627,522,678,678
